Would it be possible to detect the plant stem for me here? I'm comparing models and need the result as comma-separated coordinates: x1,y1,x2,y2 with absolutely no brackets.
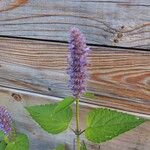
76,98,80,150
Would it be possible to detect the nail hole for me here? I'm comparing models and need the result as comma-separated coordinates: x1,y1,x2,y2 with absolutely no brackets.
11,93,22,101
114,39,119,43
48,87,52,91
121,26,125,29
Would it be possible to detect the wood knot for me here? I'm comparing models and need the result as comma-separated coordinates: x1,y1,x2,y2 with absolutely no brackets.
117,32,123,38
113,26,124,43
48,87,52,91
113,39,119,43
11,93,22,102
121,26,125,29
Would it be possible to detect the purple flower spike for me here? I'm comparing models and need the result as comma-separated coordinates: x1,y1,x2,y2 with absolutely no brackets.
67,27,91,98
0,106,13,135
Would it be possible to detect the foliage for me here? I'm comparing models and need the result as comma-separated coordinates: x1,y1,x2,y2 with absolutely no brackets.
26,96,146,149
85,108,145,143
80,141,87,150
0,133,29,150
0,141,7,149
26,103,73,134
83,92,96,99
54,144,65,150
0,131,5,141
54,97,74,113
5,133,29,150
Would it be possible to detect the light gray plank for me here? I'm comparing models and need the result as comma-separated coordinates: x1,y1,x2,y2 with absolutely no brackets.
0,0,150,49
0,87,149,150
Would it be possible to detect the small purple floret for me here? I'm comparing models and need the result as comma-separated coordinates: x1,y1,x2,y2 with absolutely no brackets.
67,27,91,98
0,106,12,135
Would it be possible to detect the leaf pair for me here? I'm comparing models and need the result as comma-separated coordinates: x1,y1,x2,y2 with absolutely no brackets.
26,96,145,148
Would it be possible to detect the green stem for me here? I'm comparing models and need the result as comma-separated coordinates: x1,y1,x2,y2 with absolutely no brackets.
76,98,80,150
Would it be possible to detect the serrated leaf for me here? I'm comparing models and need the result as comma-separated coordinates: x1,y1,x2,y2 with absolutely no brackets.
85,108,145,143
83,92,96,99
54,97,74,113
5,133,29,150
0,141,7,149
55,144,65,150
26,104,73,134
80,141,87,150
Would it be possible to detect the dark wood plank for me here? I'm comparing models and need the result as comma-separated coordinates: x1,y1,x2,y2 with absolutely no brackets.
0,87,149,150
0,37,150,115
0,0,150,49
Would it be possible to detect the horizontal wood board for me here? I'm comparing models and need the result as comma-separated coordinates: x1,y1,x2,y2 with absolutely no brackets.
0,0,150,49
0,87,150,150
0,37,150,115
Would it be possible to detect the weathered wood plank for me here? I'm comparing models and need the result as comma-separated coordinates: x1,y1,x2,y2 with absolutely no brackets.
0,87,149,150
0,0,150,49
0,37,150,115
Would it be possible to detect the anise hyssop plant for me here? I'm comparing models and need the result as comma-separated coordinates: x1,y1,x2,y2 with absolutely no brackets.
26,27,146,150
0,106,29,150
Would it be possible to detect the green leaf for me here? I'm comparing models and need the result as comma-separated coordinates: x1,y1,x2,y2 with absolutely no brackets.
54,97,74,113
85,108,145,143
0,141,7,150
83,92,96,99
26,104,73,134
5,133,29,150
4,128,17,144
80,141,87,150
0,131,5,141
54,144,65,150
4,136,10,144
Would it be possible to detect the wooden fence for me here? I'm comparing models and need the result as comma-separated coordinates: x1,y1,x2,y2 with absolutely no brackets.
0,0,150,150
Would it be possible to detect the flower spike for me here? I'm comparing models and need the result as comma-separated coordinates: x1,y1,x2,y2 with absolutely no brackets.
67,27,91,98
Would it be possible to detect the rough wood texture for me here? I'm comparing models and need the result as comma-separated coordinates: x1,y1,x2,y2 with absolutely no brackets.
0,87,150,150
0,37,150,115
0,0,150,49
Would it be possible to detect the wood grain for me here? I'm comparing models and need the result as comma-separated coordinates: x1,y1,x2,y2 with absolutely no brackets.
0,37,150,115
0,87,150,150
0,0,150,49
